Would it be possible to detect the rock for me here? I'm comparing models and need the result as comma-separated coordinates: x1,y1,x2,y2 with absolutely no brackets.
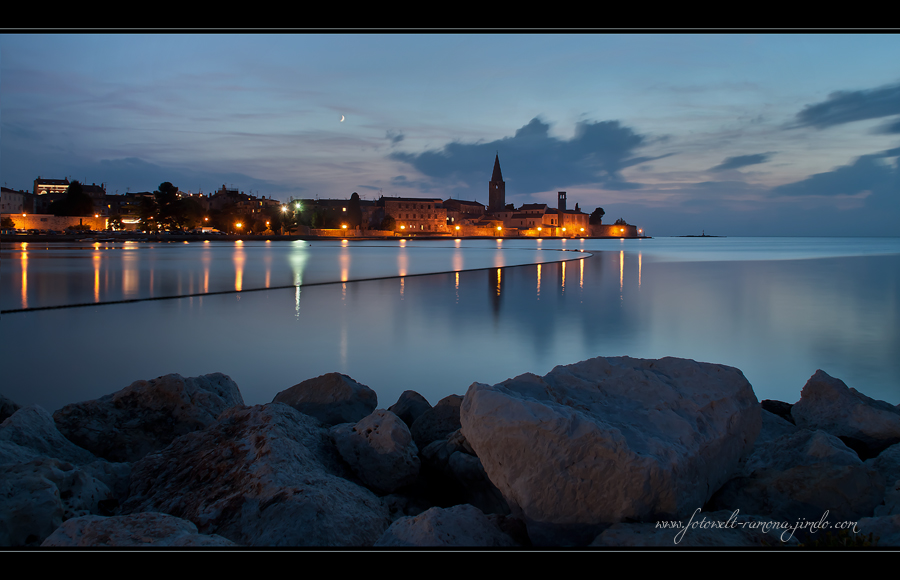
52,373,244,463
121,403,390,547
0,405,98,466
410,394,463,449
855,514,900,547
875,480,900,517
0,457,113,547
708,429,884,527
791,370,900,456
388,390,433,428
760,399,795,425
757,409,800,445
590,510,801,547
41,512,238,547
0,394,21,423
418,430,509,515
272,373,377,426
374,504,520,547
331,409,420,494
866,442,900,489
459,356,761,546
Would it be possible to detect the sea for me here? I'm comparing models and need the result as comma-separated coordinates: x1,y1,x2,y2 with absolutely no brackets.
2,236,898,413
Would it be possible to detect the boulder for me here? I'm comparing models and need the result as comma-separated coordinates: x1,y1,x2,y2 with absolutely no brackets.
331,409,420,494
0,457,113,547
374,504,520,547
419,430,509,515
272,373,377,426
121,403,391,547
41,512,237,547
410,394,463,449
388,390,433,428
1,405,98,466
855,514,900,547
459,356,761,546
708,429,884,526
791,370,900,455
52,373,244,463
0,394,20,423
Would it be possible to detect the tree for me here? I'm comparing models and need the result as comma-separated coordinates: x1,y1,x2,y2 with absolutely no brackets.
2,216,15,229
589,207,606,225
614,218,628,226
380,215,396,231
48,180,94,217
347,192,362,229
155,182,180,231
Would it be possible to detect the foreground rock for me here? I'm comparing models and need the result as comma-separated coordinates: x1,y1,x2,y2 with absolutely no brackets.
41,512,237,547
792,370,900,457
273,373,377,426
331,409,420,494
0,458,113,546
53,373,244,463
121,403,391,547
460,356,761,546
707,429,884,526
1,405,98,466
374,504,520,547
0,405,132,547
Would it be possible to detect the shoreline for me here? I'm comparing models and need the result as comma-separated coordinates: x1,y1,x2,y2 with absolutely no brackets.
1,232,651,244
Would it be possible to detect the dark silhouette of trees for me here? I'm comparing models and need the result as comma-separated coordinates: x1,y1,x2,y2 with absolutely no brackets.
589,207,606,225
347,192,362,229
380,215,396,231
48,181,94,216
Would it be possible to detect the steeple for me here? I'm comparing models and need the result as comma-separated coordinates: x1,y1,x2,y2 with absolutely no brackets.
491,153,503,183
488,153,506,212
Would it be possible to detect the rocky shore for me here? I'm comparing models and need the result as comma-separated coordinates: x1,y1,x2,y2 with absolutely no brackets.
1,357,898,548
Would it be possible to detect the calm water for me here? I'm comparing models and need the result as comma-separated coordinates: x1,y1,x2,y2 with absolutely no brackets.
2,237,898,413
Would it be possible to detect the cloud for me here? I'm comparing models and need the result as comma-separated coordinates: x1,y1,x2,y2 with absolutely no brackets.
709,152,774,172
771,148,899,210
793,82,900,129
874,117,900,135
386,130,405,145
390,117,666,197
91,157,287,197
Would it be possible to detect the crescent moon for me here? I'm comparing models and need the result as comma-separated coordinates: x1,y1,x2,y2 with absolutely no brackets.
340,115,345,122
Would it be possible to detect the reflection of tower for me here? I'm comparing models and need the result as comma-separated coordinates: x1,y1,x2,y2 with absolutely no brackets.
490,267,503,317
489,154,506,212
558,191,566,230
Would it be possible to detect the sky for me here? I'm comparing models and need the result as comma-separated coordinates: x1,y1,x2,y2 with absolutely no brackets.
2,32,899,237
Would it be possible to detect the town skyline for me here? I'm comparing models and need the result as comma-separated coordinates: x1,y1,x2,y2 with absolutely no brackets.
2,32,899,237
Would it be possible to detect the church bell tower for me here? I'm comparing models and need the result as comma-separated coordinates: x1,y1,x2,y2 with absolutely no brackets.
488,154,506,213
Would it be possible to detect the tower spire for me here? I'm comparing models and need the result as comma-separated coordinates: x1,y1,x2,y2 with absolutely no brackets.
491,153,503,183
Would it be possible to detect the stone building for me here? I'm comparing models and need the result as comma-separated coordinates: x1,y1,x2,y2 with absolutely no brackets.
379,197,447,233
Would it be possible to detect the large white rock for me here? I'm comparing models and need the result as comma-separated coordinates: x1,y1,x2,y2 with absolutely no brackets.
374,504,519,547
459,356,761,546
331,409,420,494
792,370,900,450
42,512,237,547
121,403,391,547
53,373,245,463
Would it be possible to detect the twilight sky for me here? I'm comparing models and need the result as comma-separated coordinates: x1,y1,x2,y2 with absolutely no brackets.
2,32,899,236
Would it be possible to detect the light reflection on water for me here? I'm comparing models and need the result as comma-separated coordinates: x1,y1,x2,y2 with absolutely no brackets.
1,238,898,413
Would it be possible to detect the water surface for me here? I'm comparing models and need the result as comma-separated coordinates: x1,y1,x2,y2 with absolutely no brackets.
2,237,897,412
